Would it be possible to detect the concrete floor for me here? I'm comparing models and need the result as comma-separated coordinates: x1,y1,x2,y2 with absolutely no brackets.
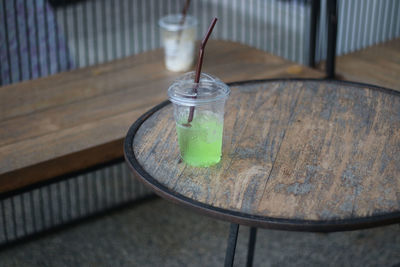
0,198,399,267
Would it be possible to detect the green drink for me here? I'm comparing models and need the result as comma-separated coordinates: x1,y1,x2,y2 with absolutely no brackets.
168,72,230,168
177,113,223,167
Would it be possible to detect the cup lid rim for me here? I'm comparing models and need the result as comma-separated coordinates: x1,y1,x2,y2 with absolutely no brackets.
168,80,230,106
158,14,198,31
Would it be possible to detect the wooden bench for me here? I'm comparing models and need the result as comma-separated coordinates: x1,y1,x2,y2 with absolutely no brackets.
0,40,324,195
325,38,400,91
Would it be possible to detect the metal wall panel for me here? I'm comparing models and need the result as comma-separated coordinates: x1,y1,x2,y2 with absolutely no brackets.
0,162,151,246
2,0,400,86
0,0,72,85
1,0,314,86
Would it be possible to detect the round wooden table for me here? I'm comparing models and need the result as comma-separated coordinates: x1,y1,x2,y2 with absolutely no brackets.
124,79,400,267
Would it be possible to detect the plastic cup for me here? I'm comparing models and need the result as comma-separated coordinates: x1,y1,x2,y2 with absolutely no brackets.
168,72,230,167
159,14,198,72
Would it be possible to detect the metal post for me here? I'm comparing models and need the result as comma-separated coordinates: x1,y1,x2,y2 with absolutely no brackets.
224,223,239,267
326,0,338,79
246,227,258,267
309,0,320,67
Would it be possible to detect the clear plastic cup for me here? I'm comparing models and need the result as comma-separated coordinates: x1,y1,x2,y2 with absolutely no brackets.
168,72,230,167
159,14,198,72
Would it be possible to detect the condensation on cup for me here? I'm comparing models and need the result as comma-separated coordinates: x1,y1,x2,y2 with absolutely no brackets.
159,14,198,72
168,72,230,167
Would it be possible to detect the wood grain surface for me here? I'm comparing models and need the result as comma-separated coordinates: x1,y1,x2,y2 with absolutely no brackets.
131,80,400,223
0,40,324,193
321,38,400,91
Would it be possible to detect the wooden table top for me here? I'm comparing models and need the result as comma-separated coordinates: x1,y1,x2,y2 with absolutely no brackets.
0,40,323,194
125,79,400,232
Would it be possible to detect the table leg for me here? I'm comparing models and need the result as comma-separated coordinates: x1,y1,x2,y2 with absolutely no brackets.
224,223,239,267
246,227,257,267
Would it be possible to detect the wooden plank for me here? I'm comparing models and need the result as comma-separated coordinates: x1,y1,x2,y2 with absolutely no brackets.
0,40,323,193
0,40,322,121
0,78,170,147
331,38,400,91
0,48,165,120
132,80,400,222
0,140,123,194
1,109,144,178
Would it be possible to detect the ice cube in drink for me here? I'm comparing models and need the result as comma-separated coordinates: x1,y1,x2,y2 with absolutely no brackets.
176,112,223,167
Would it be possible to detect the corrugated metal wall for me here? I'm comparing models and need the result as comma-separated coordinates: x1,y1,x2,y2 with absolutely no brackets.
58,0,313,68
0,162,150,245
0,0,73,85
2,0,400,86
1,0,313,86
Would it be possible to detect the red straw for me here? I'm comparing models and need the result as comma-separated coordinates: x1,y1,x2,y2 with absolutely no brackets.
177,0,191,42
187,17,218,124
179,0,191,25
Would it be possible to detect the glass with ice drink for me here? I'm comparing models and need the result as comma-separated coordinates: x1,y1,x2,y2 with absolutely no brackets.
159,14,197,72
168,72,230,167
